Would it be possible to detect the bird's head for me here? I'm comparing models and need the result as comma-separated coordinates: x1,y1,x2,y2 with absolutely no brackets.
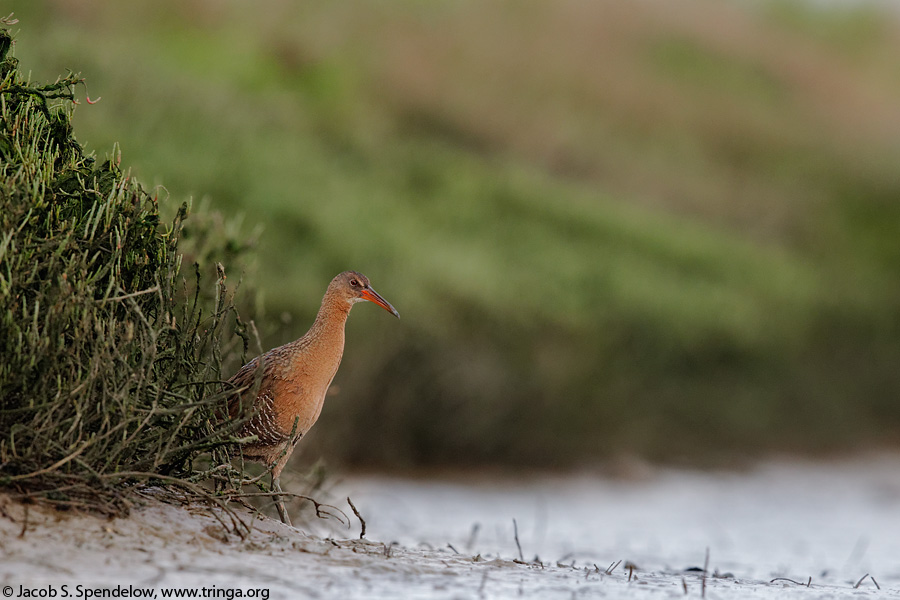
331,271,400,318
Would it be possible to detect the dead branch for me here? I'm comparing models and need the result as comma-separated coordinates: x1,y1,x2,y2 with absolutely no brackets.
770,577,806,586
347,497,366,539
230,491,348,526
512,518,524,562
466,522,480,551
18,503,28,538
701,547,710,598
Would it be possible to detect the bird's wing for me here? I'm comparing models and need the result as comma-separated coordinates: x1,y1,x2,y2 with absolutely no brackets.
226,356,262,417
226,356,292,446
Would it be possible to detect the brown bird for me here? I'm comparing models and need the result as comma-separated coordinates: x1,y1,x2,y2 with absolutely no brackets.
227,271,399,525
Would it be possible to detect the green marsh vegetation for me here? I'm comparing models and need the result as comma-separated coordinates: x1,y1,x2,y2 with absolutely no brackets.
0,22,264,512
4,1,900,470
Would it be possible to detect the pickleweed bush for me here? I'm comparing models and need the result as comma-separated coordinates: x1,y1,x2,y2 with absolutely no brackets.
0,25,256,510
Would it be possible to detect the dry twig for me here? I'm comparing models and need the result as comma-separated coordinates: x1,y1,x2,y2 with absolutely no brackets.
702,547,709,598
347,497,366,539
466,523,480,551
18,503,28,539
770,577,806,586
512,518,524,562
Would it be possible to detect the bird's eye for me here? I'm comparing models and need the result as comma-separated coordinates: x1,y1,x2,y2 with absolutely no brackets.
350,279,359,287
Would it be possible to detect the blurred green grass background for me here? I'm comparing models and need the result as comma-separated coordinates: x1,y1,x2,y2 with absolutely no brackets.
8,0,900,468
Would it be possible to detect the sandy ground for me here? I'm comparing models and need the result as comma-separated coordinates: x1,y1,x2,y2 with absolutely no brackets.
2,456,899,599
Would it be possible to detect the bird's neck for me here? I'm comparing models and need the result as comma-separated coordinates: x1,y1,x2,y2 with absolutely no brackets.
307,292,351,344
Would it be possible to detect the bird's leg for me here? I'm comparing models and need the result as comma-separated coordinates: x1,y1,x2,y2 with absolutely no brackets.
271,472,292,527
268,422,299,526
271,419,299,526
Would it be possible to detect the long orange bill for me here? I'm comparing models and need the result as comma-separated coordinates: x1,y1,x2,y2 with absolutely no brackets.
361,287,400,318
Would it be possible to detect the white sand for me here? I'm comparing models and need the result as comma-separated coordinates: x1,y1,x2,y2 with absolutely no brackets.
2,456,898,599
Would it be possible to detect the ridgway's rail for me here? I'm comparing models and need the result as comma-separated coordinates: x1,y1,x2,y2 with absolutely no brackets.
227,271,399,524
